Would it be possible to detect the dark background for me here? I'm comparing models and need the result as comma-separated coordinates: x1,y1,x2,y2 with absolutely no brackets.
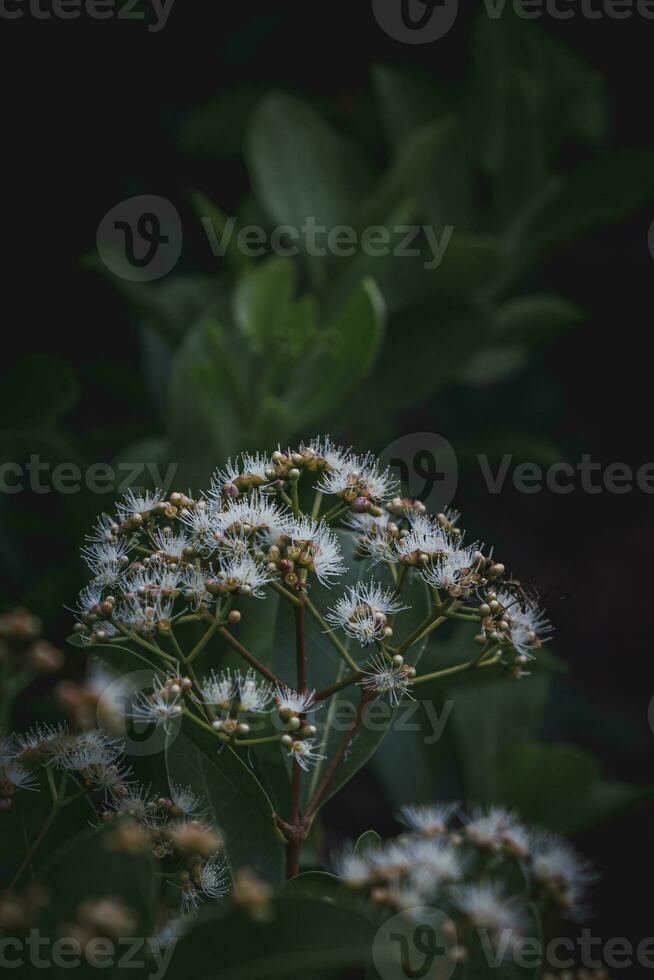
1,0,652,964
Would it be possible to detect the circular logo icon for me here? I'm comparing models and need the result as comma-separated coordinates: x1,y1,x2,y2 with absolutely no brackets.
96,668,182,758
372,0,459,44
372,907,457,980
380,432,458,514
96,194,182,281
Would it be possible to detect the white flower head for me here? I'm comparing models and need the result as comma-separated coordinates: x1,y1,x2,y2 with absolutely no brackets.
169,782,207,820
285,518,346,586
215,553,272,597
463,806,529,857
274,686,318,716
150,527,193,561
130,676,184,730
399,802,459,837
287,738,326,772
123,557,184,599
451,881,525,948
496,590,552,659
116,489,165,521
180,855,230,913
85,513,121,544
199,669,237,710
333,846,372,889
81,540,132,579
107,783,156,822
236,670,274,713
213,493,291,541
422,543,481,594
326,581,408,646
393,514,453,566
360,653,415,707
344,511,397,564
0,741,40,794
315,451,398,503
180,566,213,611
531,834,596,918
114,594,175,636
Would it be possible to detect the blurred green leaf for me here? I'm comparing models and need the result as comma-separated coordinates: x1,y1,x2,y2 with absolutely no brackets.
166,722,284,884
492,294,584,345
354,829,382,856
372,65,456,149
168,893,377,980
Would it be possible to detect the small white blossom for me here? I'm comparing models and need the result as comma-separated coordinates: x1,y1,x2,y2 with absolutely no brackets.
180,566,213,610
496,590,552,659
199,669,237,709
150,528,192,561
213,493,291,540
215,553,272,597
422,544,480,593
236,670,274,713
285,518,346,586
531,834,596,918
451,881,525,949
463,806,529,856
315,451,398,503
107,783,156,821
275,686,318,716
287,738,326,772
399,802,459,837
130,677,184,730
392,514,452,565
116,489,165,521
81,540,131,579
326,581,407,646
180,856,230,913
169,782,207,820
114,595,175,635
360,653,414,706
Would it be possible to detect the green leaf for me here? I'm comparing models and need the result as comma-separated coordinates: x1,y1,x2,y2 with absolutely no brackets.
447,673,551,803
246,92,373,284
459,345,529,387
286,278,385,426
165,722,284,884
177,86,267,158
372,65,455,149
189,190,252,275
498,741,650,834
492,294,584,345
512,149,654,259
37,822,155,937
167,893,377,980
353,830,381,857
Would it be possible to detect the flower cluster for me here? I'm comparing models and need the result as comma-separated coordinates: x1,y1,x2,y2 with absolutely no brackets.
336,801,596,962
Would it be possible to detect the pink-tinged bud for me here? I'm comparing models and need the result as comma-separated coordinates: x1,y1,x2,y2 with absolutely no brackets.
351,496,371,513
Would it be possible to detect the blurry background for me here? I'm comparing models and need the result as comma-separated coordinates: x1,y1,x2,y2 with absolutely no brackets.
1,0,653,961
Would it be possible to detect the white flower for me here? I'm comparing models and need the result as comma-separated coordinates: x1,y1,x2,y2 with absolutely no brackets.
531,834,596,918
208,459,242,498
85,513,121,544
326,581,407,646
285,518,346,586
344,512,397,564
287,738,326,772
107,783,156,821
399,802,459,837
116,489,165,520
124,557,184,598
180,856,230,913
130,676,184,730
215,553,272,597
495,591,552,659
169,782,207,820
150,528,192,561
178,500,220,541
333,847,372,888
236,670,273,713
463,806,530,857
180,566,213,610
73,582,105,618
114,595,175,635
213,493,291,540
359,653,414,707
299,436,351,473
14,723,70,759
0,739,40,794
199,669,237,710
274,686,318,716
451,881,525,948
53,729,131,792
422,544,480,593
81,540,131,579
315,451,398,503
392,514,452,565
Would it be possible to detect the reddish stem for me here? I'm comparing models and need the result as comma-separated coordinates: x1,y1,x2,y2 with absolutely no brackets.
217,627,284,687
